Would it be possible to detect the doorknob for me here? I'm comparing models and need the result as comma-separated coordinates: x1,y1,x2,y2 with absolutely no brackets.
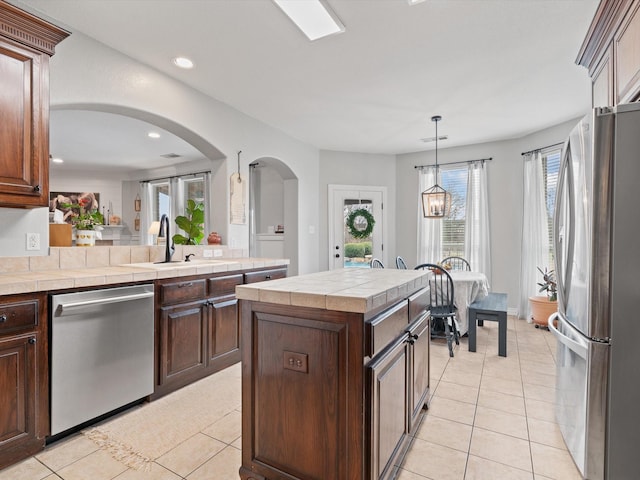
335,246,339,249
335,254,340,258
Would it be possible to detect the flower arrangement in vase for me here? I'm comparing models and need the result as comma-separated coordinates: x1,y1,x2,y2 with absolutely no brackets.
61,197,104,246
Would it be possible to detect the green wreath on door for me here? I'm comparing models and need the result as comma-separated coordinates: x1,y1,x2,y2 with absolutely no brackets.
346,208,375,239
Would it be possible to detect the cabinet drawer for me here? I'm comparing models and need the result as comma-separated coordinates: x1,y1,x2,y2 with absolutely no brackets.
208,274,243,298
408,287,429,324
366,300,409,358
244,268,287,284
0,299,39,335
159,279,207,305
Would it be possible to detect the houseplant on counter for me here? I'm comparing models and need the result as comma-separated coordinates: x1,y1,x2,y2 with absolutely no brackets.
61,198,104,246
529,267,558,329
172,199,205,245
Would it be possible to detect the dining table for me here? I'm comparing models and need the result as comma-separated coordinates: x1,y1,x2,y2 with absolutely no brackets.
430,270,490,336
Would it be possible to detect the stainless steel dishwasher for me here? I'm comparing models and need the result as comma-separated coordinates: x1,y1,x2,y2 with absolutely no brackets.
50,283,155,436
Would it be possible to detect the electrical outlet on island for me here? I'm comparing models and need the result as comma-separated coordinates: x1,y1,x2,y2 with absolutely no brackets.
203,249,213,258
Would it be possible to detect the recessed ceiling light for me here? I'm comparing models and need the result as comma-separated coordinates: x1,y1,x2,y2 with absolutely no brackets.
148,132,161,139
272,0,345,41
51,157,64,163
408,0,427,4
172,57,194,69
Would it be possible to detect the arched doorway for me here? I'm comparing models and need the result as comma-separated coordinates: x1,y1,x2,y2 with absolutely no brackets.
249,157,299,275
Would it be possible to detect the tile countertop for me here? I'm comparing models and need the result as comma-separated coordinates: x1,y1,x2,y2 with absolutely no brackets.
0,258,289,296
236,268,431,314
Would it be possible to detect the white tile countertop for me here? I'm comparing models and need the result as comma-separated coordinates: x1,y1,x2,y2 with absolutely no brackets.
0,245,288,296
236,268,431,314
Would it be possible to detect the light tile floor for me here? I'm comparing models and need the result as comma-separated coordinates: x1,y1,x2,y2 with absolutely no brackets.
0,316,581,480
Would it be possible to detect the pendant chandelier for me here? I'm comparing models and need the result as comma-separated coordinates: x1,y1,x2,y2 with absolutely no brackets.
421,115,451,218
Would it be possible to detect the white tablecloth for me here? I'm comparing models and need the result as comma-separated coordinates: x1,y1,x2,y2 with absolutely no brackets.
449,271,489,335
430,271,490,336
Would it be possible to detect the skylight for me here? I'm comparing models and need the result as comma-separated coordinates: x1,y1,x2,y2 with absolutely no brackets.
272,0,345,41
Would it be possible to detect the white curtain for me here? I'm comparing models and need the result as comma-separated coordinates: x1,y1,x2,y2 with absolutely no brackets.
139,182,153,245
464,161,491,282
417,167,442,265
519,152,549,320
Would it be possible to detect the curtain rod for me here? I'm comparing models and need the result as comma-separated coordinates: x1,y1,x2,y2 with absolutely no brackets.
414,157,492,170
521,142,564,157
139,170,211,184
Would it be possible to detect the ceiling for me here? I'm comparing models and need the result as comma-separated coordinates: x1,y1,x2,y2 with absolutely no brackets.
14,0,599,171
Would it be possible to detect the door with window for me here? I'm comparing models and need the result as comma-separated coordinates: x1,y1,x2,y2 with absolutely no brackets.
329,185,385,269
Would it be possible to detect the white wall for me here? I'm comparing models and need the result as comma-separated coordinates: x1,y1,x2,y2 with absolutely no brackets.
0,207,49,256
255,168,284,234
318,151,396,270
395,117,581,311
0,31,321,273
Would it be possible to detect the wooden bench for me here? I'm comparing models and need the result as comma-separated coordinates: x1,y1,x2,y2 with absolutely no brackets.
468,292,508,357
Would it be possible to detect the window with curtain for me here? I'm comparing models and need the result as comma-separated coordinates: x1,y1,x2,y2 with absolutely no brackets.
440,166,468,257
543,149,561,265
417,162,490,277
140,172,211,245
519,147,559,319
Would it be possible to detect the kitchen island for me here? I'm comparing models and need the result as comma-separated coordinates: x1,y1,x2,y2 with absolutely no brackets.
236,268,431,480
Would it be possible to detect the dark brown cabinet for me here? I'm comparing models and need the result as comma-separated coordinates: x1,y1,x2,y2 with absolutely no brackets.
0,293,48,470
408,312,430,432
240,285,430,480
578,0,640,106
154,267,285,399
368,336,409,480
206,274,243,371
158,300,208,387
0,3,68,208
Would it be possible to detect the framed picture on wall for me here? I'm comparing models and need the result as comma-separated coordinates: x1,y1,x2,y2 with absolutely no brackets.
49,191,100,224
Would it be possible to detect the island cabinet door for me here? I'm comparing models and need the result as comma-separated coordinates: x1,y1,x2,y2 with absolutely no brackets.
367,336,409,480
158,301,207,386
408,312,430,432
243,310,352,480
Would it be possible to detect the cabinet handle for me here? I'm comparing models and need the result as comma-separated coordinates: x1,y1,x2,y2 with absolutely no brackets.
410,333,419,340
28,337,36,344
265,275,271,280
0,314,6,323
177,282,193,288
33,184,41,192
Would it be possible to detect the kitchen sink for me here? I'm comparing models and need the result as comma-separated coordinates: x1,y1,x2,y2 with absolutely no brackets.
124,259,235,270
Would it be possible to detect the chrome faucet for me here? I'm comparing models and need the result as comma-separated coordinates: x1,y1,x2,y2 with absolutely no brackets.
158,214,175,263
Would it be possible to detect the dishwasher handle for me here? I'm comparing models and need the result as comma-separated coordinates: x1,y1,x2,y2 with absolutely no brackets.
57,291,155,314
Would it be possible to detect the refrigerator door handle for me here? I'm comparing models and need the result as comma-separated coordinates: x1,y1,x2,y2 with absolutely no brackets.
548,313,588,360
554,142,575,308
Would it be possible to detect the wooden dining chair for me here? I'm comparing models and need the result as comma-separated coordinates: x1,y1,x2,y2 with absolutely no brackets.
370,258,385,268
415,263,459,357
395,256,408,269
440,256,471,271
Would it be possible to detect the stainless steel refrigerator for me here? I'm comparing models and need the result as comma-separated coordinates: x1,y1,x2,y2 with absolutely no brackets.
549,102,640,480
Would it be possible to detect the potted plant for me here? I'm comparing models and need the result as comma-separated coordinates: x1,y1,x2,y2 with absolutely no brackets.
172,199,205,245
61,198,104,246
529,267,558,329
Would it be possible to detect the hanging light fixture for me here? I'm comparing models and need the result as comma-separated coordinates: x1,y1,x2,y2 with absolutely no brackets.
421,115,451,218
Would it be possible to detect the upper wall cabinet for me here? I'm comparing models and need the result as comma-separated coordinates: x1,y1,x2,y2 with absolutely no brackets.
578,0,640,107
0,2,68,208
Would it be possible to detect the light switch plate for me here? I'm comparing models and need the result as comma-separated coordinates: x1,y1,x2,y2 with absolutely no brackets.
213,249,223,257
